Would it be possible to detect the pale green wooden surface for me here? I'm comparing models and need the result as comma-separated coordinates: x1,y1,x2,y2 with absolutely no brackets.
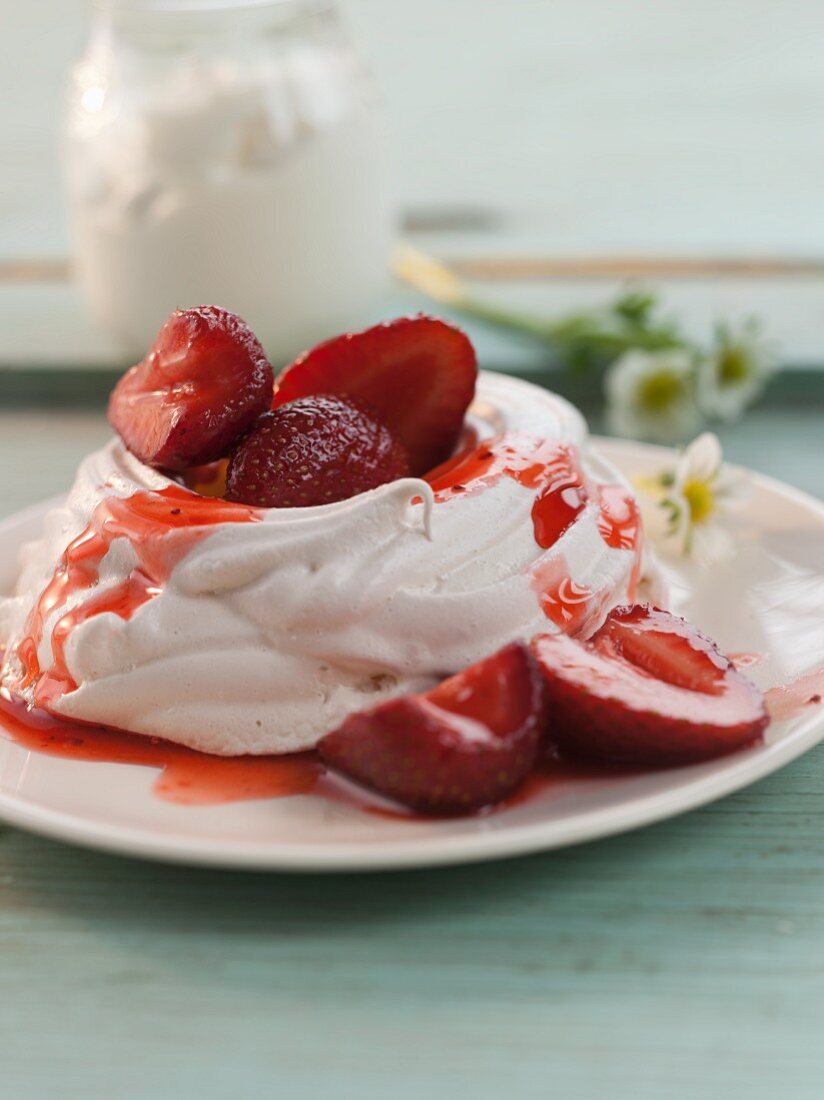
0,388,823,1100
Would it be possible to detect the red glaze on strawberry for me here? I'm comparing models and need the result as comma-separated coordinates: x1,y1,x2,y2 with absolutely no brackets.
272,315,477,475
319,643,545,814
108,306,273,472
225,394,410,508
179,459,229,499
533,605,769,766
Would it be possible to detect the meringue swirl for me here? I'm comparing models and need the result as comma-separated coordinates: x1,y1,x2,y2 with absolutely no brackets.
1,373,642,754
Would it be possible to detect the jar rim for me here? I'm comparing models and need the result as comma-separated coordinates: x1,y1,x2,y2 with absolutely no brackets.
96,0,328,14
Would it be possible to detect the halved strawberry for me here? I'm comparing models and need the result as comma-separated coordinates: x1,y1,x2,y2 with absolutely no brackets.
109,306,273,471
272,315,477,475
533,605,769,766
225,394,410,508
319,643,545,814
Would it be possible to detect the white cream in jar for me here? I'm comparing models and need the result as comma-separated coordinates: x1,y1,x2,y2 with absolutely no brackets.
63,0,393,362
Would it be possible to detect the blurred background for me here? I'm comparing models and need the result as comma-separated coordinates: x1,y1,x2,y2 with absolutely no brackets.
1,0,822,495
7,0,824,259
4,1,822,356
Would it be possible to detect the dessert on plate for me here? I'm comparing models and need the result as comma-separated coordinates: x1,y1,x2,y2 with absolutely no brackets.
0,308,769,815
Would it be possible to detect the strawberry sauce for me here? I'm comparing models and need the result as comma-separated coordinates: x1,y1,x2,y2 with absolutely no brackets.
529,555,602,635
426,434,643,618
765,667,824,721
729,652,765,671
1,686,560,818
426,436,586,522
597,484,643,600
10,485,261,709
0,688,320,806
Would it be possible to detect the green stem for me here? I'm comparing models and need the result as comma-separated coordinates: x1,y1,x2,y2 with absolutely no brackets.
454,297,556,343
452,293,689,369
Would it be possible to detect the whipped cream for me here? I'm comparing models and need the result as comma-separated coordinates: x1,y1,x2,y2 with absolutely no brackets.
0,374,643,755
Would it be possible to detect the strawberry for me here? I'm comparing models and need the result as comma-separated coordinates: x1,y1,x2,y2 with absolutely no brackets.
272,315,477,475
533,605,769,766
319,643,545,814
109,306,273,472
225,394,410,508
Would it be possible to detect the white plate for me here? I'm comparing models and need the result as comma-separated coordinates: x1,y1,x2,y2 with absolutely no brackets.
0,439,823,872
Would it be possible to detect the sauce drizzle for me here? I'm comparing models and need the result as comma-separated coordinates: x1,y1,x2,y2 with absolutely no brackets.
0,688,320,806
10,485,261,709
426,434,643,620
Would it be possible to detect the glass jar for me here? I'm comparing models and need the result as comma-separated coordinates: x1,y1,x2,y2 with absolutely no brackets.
63,0,393,363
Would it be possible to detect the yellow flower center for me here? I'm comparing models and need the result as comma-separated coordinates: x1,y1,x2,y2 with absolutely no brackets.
638,370,685,413
682,479,714,524
718,347,749,386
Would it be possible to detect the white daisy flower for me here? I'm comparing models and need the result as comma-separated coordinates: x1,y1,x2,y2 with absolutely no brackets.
605,349,701,444
696,319,775,422
635,432,749,564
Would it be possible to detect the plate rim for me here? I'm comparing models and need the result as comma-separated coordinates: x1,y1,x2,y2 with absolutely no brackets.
1,439,822,872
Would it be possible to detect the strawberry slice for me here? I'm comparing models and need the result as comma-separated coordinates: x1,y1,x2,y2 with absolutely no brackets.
109,306,273,472
272,315,477,475
595,604,731,693
532,605,768,766
225,394,410,508
319,643,545,814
